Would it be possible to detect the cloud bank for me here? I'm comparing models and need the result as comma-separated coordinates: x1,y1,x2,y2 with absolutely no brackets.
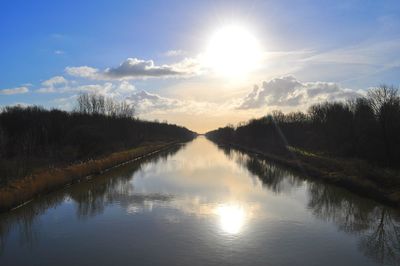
126,90,222,116
65,57,200,80
38,74,364,122
238,76,363,110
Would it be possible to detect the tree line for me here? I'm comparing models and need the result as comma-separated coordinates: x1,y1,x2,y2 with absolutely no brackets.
0,93,195,184
206,85,400,168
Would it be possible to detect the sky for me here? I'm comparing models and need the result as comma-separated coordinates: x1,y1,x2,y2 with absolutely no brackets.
1,0,400,133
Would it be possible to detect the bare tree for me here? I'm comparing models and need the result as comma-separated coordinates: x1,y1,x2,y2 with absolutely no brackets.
105,98,117,117
117,101,135,118
77,93,90,114
367,85,399,115
76,93,134,118
367,85,400,163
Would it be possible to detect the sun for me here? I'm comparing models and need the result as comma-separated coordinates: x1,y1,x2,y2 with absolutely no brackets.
215,203,246,234
205,25,262,78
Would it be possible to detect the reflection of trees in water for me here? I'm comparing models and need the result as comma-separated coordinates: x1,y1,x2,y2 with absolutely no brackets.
218,145,303,193
69,144,182,219
68,163,139,219
68,163,173,219
0,192,65,254
308,181,400,265
0,144,184,254
244,157,302,193
224,144,400,265
359,209,400,265
308,183,374,233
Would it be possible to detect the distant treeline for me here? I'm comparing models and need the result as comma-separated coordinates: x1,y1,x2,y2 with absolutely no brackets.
206,85,400,167
0,93,195,184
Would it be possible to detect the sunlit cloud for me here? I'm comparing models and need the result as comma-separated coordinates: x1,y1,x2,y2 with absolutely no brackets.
105,58,184,79
7,29,399,133
65,57,202,80
38,73,367,133
65,66,101,79
238,76,364,110
126,90,232,116
164,50,186,57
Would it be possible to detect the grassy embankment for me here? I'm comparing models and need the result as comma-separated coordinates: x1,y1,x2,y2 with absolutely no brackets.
212,139,400,207
0,141,181,212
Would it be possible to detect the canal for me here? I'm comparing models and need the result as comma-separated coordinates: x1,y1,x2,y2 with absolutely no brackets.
0,136,399,265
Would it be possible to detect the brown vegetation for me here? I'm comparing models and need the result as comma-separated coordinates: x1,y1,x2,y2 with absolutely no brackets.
207,85,400,206
224,143,400,206
0,141,181,212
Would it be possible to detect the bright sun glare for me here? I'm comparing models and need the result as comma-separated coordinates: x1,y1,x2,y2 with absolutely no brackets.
215,203,246,234
205,25,262,78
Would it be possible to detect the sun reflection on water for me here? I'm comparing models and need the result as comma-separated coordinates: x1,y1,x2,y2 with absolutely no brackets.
214,203,246,234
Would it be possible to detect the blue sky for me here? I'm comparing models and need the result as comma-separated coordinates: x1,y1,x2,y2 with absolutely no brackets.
1,0,400,132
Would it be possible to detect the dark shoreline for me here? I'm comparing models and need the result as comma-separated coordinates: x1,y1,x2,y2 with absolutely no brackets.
209,138,400,208
0,141,186,213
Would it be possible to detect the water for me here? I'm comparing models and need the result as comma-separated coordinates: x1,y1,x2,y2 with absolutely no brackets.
0,136,399,266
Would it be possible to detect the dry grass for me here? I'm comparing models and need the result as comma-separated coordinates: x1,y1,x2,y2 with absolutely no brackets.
0,141,179,212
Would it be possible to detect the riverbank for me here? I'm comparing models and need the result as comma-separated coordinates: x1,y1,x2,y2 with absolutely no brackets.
209,139,400,207
0,141,184,212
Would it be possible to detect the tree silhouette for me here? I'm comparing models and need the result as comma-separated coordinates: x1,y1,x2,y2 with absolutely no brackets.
207,85,400,167
0,95,194,184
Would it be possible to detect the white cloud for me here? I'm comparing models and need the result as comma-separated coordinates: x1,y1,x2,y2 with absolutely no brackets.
170,57,203,75
0,102,33,108
125,90,231,116
50,82,135,110
37,87,56,93
77,81,135,98
164,50,186,57
54,50,65,55
105,58,183,79
51,95,77,110
238,76,363,110
65,66,100,79
37,76,68,93
0,86,29,95
115,81,136,94
65,57,201,80
39,75,364,119
77,82,114,95
36,76,137,98
42,76,67,87
126,90,184,114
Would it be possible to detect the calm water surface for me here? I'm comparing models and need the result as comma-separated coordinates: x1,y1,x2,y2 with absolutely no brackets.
1,137,399,266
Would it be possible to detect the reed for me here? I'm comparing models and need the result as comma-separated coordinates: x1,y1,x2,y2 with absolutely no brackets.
0,141,179,212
